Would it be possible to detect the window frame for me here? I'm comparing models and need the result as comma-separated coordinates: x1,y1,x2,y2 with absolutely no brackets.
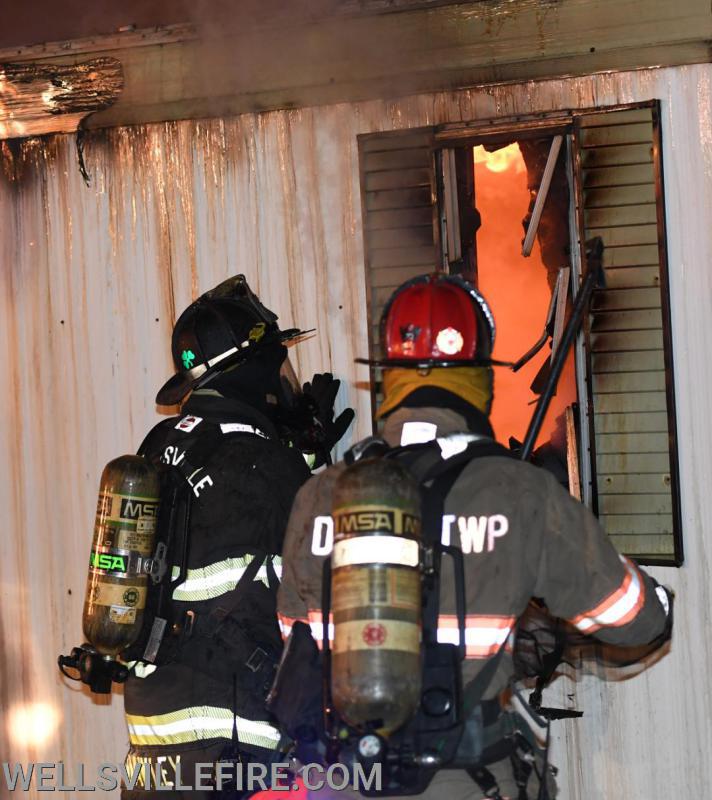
357,100,683,566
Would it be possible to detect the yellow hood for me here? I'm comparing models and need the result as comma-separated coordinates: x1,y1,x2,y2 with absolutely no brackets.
377,366,493,419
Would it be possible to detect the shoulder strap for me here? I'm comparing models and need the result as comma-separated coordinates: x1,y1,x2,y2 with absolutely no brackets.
136,422,272,662
412,437,514,677
420,459,472,646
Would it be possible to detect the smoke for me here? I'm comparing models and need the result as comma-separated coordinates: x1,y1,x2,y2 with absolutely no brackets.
0,0,190,50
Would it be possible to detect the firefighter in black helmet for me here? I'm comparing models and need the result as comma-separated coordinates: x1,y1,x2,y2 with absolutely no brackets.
121,275,353,798
274,273,673,800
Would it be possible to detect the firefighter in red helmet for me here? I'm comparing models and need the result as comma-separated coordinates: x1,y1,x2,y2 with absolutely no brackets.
272,272,673,800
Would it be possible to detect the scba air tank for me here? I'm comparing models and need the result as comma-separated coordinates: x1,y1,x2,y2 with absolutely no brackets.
330,458,422,735
82,455,160,657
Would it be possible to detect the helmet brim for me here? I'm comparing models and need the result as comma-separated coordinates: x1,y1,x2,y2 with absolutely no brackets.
156,326,311,406
156,371,194,406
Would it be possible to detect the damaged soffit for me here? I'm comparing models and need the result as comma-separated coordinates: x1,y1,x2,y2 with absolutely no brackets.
0,57,123,140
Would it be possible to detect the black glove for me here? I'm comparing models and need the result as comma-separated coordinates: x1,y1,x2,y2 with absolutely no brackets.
276,373,355,469
299,373,355,469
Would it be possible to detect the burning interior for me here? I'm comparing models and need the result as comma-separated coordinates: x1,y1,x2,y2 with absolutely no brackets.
471,138,576,460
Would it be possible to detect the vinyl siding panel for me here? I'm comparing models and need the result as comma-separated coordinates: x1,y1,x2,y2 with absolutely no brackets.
578,104,680,564
359,128,436,375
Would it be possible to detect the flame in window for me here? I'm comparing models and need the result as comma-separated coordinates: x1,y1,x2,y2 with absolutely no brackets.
473,143,524,173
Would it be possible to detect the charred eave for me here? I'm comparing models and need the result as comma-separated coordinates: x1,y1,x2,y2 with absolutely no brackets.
0,57,123,140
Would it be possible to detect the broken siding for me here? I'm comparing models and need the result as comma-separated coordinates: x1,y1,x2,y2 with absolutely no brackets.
577,105,680,561
0,66,709,800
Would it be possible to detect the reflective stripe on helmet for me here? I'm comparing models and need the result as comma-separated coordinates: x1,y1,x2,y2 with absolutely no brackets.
125,705,281,749
170,556,282,602
184,345,240,382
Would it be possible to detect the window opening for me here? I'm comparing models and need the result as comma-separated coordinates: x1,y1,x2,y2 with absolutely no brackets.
468,137,577,472
358,102,682,565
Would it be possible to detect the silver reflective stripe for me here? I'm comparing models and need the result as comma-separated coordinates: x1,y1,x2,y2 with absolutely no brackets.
126,705,281,749
171,555,283,601
219,422,268,438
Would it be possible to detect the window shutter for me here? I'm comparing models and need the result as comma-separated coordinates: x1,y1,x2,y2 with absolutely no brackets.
358,127,438,417
576,104,682,564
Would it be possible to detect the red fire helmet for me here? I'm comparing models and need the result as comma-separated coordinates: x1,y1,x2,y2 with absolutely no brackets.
358,273,497,368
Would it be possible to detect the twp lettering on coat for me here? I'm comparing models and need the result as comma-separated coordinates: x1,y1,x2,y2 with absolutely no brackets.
311,514,509,555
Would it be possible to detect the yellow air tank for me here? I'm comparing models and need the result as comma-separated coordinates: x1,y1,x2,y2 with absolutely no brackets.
82,455,160,657
330,458,422,735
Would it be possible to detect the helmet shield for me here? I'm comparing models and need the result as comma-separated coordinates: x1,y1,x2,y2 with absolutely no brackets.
204,274,279,327
277,355,303,409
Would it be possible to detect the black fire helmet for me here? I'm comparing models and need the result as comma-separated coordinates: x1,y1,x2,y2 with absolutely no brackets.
156,275,309,406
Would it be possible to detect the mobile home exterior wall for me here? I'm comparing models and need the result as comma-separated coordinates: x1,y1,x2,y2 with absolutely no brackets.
0,64,708,797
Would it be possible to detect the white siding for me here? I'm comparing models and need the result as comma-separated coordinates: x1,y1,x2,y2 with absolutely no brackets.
0,65,709,797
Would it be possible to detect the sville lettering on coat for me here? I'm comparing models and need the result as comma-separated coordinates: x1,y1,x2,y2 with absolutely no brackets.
161,446,186,467
160,446,213,497
186,467,214,498
310,513,509,555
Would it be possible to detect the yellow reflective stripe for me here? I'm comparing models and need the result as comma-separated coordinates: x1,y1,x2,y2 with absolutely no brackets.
125,705,281,749
171,556,283,601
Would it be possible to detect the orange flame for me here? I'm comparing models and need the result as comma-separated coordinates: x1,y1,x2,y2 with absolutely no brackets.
473,143,524,174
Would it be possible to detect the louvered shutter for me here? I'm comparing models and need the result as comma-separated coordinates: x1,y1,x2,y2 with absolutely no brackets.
358,128,438,417
576,104,682,564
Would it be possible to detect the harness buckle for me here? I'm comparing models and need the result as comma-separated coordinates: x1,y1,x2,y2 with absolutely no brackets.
246,647,268,673
422,544,436,575
147,541,168,585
